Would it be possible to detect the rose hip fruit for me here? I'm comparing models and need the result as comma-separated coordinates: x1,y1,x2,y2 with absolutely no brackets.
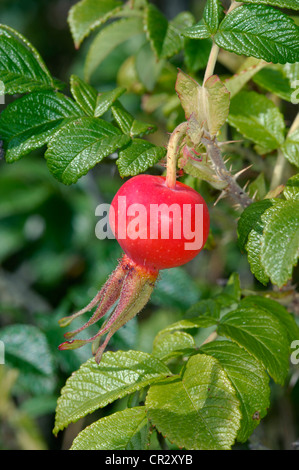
59,174,210,363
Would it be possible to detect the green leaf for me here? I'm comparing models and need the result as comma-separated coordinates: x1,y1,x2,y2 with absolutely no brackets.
117,139,165,177
214,4,299,64
53,351,171,435
135,41,165,92
94,87,126,117
242,0,299,10
281,129,299,167
0,24,56,94
45,116,130,184
246,226,269,285
175,69,202,121
237,198,275,252
203,0,224,34
183,21,211,40
252,65,294,102
186,298,220,322
199,340,270,443
146,354,241,450
261,200,299,287
228,91,285,151
152,331,195,361
84,16,144,80
0,91,84,162
71,407,149,450
111,100,156,137
240,295,299,343
184,37,212,73
68,0,123,48
218,307,290,384
284,173,299,201
202,74,230,136
70,74,98,116
0,324,54,376
145,5,194,59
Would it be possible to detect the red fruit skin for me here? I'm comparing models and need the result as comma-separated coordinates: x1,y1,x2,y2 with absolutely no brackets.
109,175,210,271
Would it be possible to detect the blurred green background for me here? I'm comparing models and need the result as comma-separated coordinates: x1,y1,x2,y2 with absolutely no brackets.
0,0,298,450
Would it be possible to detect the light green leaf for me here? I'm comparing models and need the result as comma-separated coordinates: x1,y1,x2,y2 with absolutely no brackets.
71,407,148,450
283,173,299,201
45,116,130,184
70,74,98,116
228,91,285,151
145,5,194,59
225,57,267,98
117,138,165,177
0,91,84,162
281,129,299,167
242,0,299,10
215,4,299,64
0,24,56,94
146,353,241,450
135,41,165,92
94,87,126,117
182,22,211,39
53,351,171,435
218,307,290,384
246,225,269,285
199,340,270,443
84,16,144,80
68,0,123,48
175,69,202,121
152,331,195,361
261,200,299,287
111,100,156,137
202,74,230,136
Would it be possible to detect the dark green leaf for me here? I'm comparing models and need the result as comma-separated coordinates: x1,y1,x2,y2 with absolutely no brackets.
45,116,130,184
237,199,274,252
203,0,225,34
111,100,156,137
95,87,126,117
252,65,294,102
117,139,165,177
242,0,299,10
70,74,98,116
0,91,84,162
215,4,299,64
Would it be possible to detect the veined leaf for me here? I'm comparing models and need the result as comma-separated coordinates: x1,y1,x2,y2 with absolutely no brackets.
146,353,241,450
53,351,171,435
117,139,166,177
84,16,144,80
70,74,98,116
45,116,130,184
145,5,194,59
228,91,285,151
252,65,294,102
237,199,275,252
261,200,299,287
214,4,299,64
203,0,225,34
246,225,269,285
175,69,202,122
218,307,290,384
68,0,123,48
242,0,299,10
152,331,195,361
199,340,270,443
283,173,299,201
202,74,230,136
111,100,156,137
281,129,299,167
95,87,126,117
0,90,84,162
0,24,56,94
71,407,149,450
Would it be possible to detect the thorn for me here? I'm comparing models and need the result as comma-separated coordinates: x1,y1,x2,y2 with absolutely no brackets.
218,139,243,146
223,157,231,164
252,189,258,201
233,164,253,181
243,180,250,191
214,190,227,206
